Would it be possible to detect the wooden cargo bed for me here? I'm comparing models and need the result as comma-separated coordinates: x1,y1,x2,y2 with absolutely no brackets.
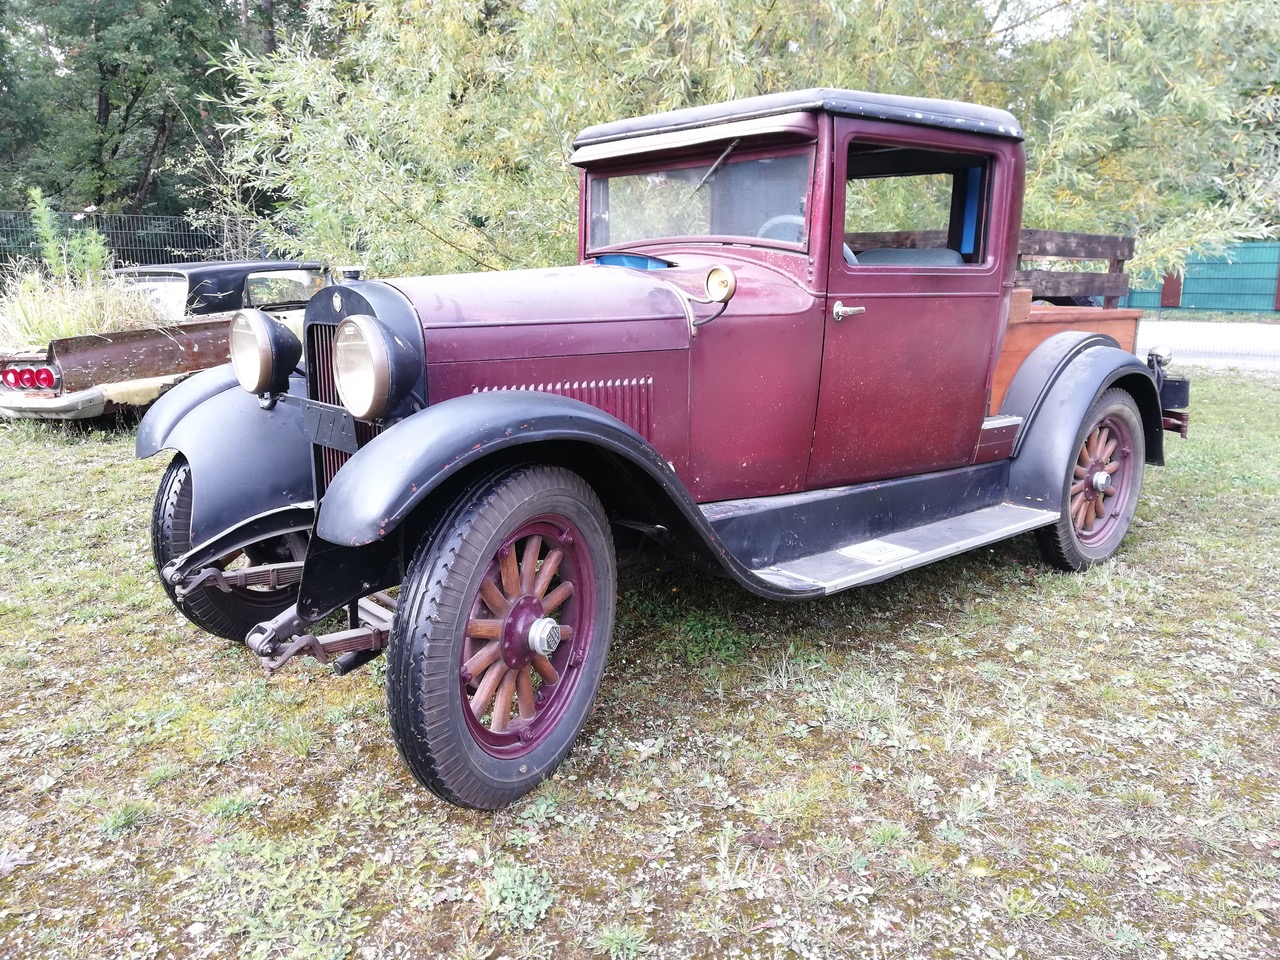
988,230,1143,414
990,289,1141,412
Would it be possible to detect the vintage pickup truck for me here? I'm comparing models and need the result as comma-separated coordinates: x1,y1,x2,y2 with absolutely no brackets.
0,260,324,419
137,89,1189,810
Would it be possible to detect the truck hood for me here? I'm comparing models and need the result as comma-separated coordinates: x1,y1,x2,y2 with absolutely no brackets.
383,264,693,363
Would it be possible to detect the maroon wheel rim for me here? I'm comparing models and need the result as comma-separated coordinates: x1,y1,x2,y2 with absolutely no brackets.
458,514,596,757
1070,412,1135,546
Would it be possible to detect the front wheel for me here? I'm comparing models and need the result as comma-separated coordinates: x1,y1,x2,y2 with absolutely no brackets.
1036,387,1145,571
387,465,617,810
151,455,305,641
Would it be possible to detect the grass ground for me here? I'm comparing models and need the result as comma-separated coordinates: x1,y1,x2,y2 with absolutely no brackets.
1,369,1277,959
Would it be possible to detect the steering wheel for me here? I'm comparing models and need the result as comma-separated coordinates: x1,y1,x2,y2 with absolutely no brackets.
756,214,806,242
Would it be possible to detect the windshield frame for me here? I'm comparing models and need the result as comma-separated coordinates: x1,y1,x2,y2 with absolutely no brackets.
583,141,818,257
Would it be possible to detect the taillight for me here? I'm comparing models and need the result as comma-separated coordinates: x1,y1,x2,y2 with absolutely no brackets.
16,368,35,388
33,368,56,389
0,369,17,388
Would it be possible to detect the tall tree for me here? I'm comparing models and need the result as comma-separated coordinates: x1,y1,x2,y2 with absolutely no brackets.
0,0,309,214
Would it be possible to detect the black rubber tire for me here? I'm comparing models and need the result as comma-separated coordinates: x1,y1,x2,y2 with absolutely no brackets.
387,465,616,811
1036,387,1145,572
151,455,304,641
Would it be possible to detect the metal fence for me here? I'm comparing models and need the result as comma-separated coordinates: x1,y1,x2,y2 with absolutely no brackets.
1127,241,1280,314
0,210,263,267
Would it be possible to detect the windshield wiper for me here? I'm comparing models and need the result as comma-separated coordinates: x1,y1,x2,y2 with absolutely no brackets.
690,139,740,196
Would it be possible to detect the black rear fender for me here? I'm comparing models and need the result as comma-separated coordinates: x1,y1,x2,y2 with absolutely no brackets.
136,364,313,548
1003,332,1161,509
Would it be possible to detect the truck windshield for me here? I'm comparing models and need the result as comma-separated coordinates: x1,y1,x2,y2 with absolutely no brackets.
587,147,812,251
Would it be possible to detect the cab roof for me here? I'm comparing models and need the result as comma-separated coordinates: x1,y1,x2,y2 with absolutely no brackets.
572,87,1024,148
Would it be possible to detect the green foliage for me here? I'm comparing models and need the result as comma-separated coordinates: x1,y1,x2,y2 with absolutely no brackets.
482,861,554,931
0,0,309,213
26,187,110,280
210,0,1277,279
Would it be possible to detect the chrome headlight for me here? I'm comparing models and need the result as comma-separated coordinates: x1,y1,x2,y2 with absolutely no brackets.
229,309,302,395
332,315,417,420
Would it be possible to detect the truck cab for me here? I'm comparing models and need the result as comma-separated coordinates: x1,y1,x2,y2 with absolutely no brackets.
136,89,1188,810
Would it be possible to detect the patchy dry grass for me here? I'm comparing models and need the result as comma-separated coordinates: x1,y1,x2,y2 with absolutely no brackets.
0,370,1277,959
0,267,172,351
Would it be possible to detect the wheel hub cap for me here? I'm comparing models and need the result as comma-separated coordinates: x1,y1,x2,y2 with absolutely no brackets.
1091,471,1111,493
501,595,544,669
528,617,562,657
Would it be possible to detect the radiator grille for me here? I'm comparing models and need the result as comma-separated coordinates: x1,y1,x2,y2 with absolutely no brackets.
307,322,383,495
474,378,654,440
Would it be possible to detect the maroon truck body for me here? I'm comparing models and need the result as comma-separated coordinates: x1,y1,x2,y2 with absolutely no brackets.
137,89,1188,810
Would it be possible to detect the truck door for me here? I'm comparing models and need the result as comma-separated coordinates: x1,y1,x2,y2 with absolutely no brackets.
806,123,1009,489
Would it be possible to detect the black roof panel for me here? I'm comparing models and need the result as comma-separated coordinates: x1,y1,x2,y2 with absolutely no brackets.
573,88,1023,147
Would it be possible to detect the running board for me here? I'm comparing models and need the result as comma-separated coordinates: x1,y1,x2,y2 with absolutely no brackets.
751,502,1057,594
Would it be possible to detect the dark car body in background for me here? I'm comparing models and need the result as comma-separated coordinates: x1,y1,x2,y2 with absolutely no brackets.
0,260,324,419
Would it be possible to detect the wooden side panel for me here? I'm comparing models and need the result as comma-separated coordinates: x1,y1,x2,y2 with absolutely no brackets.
988,292,1141,413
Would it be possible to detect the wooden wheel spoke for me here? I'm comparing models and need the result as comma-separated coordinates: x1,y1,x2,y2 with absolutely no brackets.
466,618,502,640
1086,429,1101,460
519,535,542,595
499,547,520,600
216,549,245,569
1102,486,1116,498
557,624,574,642
516,666,536,721
1070,479,1088,496
490,669,517,734
470,662,506,719
532,654,559,685
1096,426,1110,453
1101,437,1117,462
1094,497,1106,519
532,548,563,599
1105,461,1121,475
1073,464,1088,479
463,639,502,679
480,578,510,617
542,581,574,615
1073,497,1091,530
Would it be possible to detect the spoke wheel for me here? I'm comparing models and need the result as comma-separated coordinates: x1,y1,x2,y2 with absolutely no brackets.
388,465,616,810
151,455,305,641
1036,387,1145,571
461,516,593,752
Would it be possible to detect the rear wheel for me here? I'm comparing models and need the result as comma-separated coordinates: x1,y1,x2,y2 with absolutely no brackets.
387,465,616,810
1036,387,1145,571
151,455,305,641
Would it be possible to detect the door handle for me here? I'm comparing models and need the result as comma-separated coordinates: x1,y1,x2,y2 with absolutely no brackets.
833,301,865,321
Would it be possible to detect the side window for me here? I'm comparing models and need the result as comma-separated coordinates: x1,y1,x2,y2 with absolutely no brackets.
843,143,990,267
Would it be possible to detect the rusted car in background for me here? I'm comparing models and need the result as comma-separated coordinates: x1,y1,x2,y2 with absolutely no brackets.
0,260,324,419
137,89,1190,810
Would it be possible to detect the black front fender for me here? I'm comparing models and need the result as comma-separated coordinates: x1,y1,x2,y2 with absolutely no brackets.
299,391,822,620
136,365,313,548
315,392,682,547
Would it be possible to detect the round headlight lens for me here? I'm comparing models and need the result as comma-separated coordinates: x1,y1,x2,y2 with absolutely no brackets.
333,316,392,420
229,311,273,394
